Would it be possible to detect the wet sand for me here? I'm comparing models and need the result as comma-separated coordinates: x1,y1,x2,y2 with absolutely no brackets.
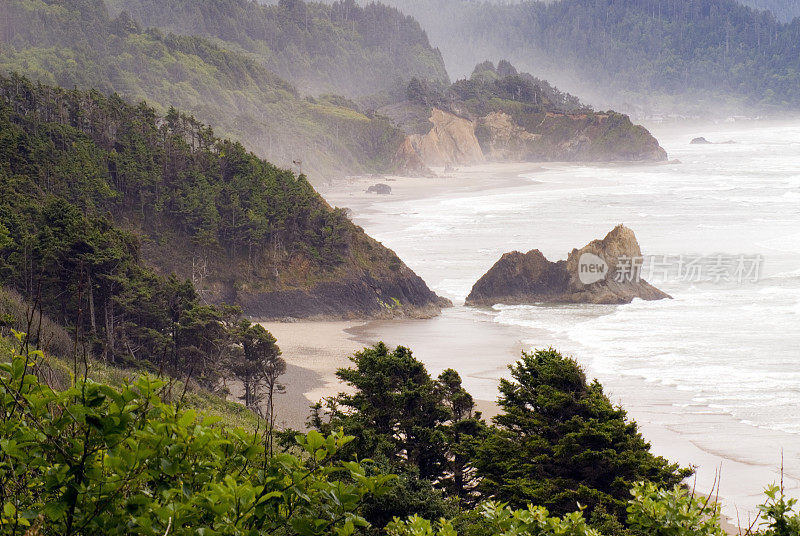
258,321,363,430
261,311,523,430
318,162,545,210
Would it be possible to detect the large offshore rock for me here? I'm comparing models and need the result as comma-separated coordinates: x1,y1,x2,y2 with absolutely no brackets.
466,225,670,306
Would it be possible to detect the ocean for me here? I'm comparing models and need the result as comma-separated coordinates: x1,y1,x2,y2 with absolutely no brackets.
335,121,800,518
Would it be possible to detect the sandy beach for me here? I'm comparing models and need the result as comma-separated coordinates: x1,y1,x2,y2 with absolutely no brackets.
317,161,547,210
259,321,363,429
262,314,512,430
262,151,800,531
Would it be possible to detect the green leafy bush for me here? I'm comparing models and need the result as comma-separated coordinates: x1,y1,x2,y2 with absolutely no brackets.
758,485,800,536
387,501,600,536
627,481,726,536
0,333,393,535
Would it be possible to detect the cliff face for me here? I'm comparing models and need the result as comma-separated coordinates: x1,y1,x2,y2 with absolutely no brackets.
144,211,453,321
478,111,542,160
388,61,668,172
389,106,666,173
466,225,670,306
171,229,453,320
236,273,449,320
391,137,436,177
406,108,485,167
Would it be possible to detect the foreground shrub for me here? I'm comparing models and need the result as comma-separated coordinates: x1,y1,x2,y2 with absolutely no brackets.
0,333,392,535
627,481,726,536
386,501,601,536
758,485,800,536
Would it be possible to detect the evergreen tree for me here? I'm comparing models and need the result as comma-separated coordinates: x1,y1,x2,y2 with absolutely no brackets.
475,348,689,522
230,320,283,412
318,342,450,479
311,343,487,526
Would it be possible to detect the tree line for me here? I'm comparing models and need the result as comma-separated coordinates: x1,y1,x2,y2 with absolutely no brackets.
377,0,800,113
105,0,451,97
0,73,363,402
2,336,798,535
0,0,410,179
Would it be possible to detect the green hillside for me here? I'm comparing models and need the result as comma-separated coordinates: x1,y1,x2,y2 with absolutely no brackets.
0,74,445,342
105,0,450,97
0,0,412,180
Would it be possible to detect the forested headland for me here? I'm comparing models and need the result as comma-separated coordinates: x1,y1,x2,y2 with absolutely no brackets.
0,74,445,368
386,60,667,167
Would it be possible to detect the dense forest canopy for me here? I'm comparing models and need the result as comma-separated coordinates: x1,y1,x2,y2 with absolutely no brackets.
104,0,450,97
0,0,417,180
739,0,800,22
0,74,438,372
372,0,800,115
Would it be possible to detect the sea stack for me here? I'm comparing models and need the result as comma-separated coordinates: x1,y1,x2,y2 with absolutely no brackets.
690,137,712,144
465,225,671,306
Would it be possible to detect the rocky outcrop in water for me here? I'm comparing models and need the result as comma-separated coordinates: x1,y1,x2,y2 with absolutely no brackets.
465,225,670,306
691,137,736,145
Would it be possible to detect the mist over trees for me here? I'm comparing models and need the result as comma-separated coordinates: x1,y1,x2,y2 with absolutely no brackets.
0,0,442,180
370,0,800,116
739,0,800,22
105,0,450,97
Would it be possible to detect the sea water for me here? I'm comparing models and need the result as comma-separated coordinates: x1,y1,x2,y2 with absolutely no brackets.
344,121,800,517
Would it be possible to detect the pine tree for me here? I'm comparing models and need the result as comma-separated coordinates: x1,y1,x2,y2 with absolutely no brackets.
475,348,689,522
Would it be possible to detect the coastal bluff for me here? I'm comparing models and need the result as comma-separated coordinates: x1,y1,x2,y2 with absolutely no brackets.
388,106,667,172
465,225,671,306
